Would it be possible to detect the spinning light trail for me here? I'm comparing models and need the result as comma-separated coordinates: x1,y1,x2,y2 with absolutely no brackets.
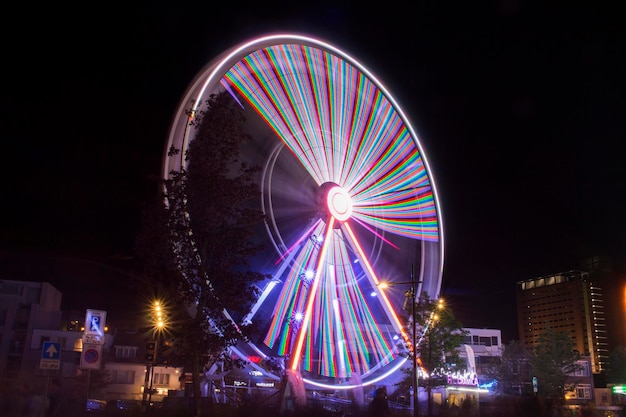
164,34,444,388
222,44,437,241
221,42,439,378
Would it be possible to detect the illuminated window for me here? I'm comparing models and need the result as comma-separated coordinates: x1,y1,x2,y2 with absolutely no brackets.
576,384,591,399
153,373,170,386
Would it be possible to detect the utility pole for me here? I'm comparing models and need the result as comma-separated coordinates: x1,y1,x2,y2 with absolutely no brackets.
377,266,422,417
148,336,159,405
411,264,419,417
142,340,155,408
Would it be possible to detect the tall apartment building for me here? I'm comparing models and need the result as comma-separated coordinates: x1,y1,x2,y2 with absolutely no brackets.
516,270,608,374
580,256,626,354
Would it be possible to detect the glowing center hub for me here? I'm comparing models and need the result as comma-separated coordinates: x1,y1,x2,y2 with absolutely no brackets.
327,186,353,222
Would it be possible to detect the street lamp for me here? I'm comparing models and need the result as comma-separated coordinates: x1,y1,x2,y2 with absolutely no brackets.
148,301,167,405
142,300,167,409
378,265,421,417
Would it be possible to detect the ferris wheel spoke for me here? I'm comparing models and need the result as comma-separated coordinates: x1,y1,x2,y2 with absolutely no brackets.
165,34,444,389
290,217,336,371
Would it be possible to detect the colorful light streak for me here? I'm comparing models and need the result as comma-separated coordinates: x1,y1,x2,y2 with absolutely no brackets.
221,42,441,380
222,43,439,242
163,34,444,387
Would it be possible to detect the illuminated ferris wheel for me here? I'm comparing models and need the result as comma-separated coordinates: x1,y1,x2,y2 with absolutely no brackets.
163,34,445,390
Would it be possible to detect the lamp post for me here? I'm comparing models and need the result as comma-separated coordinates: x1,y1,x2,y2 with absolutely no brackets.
148,301,166,406
379,265,421,417
410,266,419,417
142,300,167,410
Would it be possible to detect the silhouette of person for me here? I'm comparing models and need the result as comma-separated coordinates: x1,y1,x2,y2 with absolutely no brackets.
368,386,389,417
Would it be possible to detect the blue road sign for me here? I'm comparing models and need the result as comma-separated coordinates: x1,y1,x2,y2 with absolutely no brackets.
42,342,61,360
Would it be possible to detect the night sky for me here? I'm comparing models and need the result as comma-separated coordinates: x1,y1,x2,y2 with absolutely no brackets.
2,2,625,342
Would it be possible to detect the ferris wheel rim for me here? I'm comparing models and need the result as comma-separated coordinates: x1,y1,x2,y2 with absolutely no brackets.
163,33,446,389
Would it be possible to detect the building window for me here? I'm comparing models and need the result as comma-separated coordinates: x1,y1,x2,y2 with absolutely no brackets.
73,338,83,352
153,373,170,386
576,384,591,399
110,370,136,384
115,346,138,359
1,284,23,295
479,336,492,346
571,360,590,377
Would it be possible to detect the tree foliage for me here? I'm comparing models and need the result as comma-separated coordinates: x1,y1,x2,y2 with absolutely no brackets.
135,91,268,414
487,340,533,396
529,326,581,399
416,294,468,381
606,345,626,383
397,293,467,392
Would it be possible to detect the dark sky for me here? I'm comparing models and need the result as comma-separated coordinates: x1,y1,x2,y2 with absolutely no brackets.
2,2,625,341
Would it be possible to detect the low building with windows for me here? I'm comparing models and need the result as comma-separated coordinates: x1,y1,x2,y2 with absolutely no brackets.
441,328,502,413
562,355,596,413
458,327,502,389
103,327,183,402
0,279,183,404
25,320,184,402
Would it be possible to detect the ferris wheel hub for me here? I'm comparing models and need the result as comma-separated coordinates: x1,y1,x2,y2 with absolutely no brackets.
326,185,352,222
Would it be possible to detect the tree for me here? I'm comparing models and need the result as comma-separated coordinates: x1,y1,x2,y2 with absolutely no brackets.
136,91,268,416
397,293,467,415
606,346,626,384
487,340,533,396
530,326,581,400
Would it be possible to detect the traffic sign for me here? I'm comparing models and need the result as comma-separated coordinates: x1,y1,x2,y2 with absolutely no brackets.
84,309,107,337
40,341,61,370
40,359,60,370
83,334,104,345
42,342,61,360
80,343,102,370
84,347,100,364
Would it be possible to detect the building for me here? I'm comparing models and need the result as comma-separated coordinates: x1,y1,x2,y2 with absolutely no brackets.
516,270,608,374
563,355,595,405
459,327,502,388
0,279,183,404
105,327,184,402
0,279,63,382
439,328,502,414
580,256,626,355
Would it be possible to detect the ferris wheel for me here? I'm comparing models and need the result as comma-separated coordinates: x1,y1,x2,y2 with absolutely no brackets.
163,34,445,390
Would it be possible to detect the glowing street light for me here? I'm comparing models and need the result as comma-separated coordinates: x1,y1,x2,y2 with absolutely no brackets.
377,266,422,417
143,299,168,408
378,270,444,417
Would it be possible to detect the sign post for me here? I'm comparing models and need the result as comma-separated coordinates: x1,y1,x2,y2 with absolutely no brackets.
81,309,106,370
40,341,61,370
85,309,107,338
